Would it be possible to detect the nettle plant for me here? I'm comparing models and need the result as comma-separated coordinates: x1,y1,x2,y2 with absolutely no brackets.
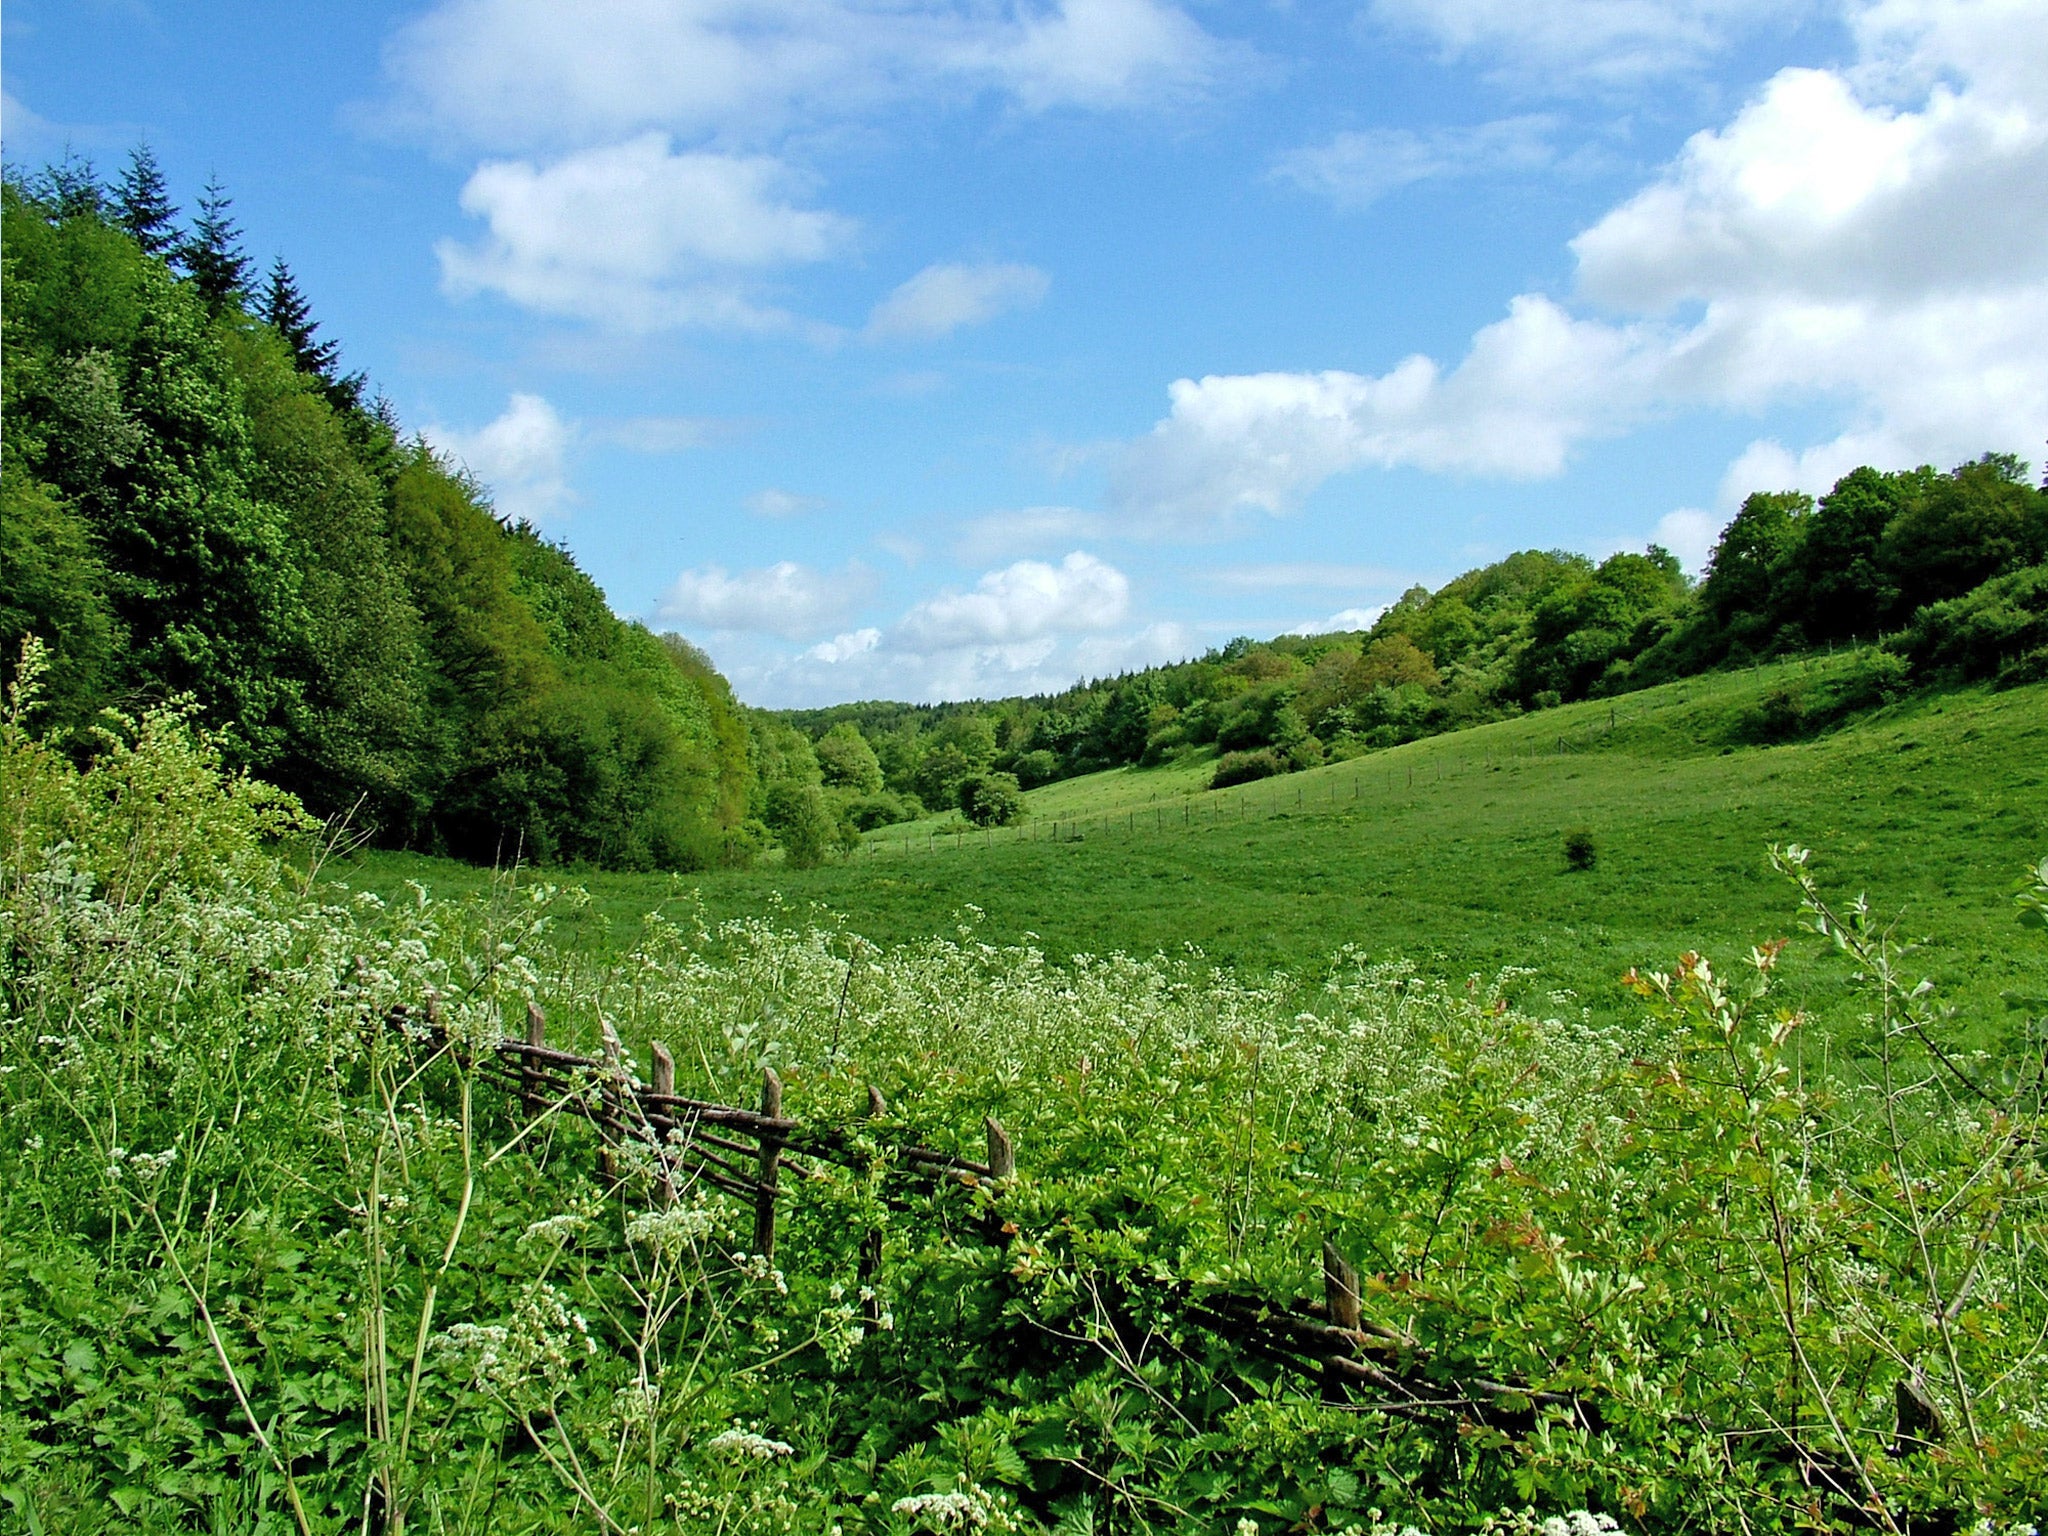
3,637,2046,1534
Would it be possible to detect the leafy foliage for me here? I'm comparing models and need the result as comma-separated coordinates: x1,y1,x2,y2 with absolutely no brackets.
0,166,751,872
4,678,2046,1532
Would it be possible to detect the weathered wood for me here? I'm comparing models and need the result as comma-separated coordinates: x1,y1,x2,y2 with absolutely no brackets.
860,1086,886,1323
1322,1240,1361,1404
648,1042,677,1206
754,1069,784,1258
522,1002,547,1119
985,1117,1015,1181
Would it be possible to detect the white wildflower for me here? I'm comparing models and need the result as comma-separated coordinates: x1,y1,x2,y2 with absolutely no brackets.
706,1427,794,1459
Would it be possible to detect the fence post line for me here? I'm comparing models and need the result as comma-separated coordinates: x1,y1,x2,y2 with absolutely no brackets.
650,1042,677,1207
522,1001,546,1121
754,1068,784,1259
1322,1239,1361,1404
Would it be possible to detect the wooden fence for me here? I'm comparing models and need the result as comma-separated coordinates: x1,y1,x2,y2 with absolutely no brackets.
390,998,1595,1435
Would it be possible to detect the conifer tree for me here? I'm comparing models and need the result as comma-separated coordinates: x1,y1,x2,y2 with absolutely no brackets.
179,174,251,312
33,147,104,219
263,256,367,413
264,257,342,377
115,143,180,256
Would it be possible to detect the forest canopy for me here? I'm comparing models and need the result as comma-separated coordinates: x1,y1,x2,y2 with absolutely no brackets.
0,156,752,870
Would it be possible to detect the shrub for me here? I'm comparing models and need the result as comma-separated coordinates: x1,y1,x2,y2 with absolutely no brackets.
1892,563,2048,682
1210,748,1285,789
843,790,920,832
1010,748,1060,788
1563,828,1598,871
957,771,1025,827
762,780,836,867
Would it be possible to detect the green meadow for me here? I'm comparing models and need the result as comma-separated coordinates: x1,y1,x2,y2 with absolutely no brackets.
341,657,2048,1034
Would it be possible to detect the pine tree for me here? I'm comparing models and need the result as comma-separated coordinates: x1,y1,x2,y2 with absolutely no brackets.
115,143,180,256
262,256,368,413
179,175,251,313
264,257,342,377
33,147,105,219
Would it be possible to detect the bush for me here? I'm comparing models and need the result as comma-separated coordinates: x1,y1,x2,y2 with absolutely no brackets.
1892,563,2048,683
957,771,1025,827
1010,748,1060,788
1210,748,1286,789
842,790,921,832
762,780,836,867
1563,828,1598,871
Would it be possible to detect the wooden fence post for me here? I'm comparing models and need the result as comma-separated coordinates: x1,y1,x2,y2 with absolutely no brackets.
1322,1239,1361,1404
754,1068,784,1258
860,1086,887,1323
650,1042,677,1208
985,1117,1015,1182
523,1001,546,1120
599,1021,625,1183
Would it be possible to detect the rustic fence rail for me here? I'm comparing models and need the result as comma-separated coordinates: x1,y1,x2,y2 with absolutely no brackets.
387,999,1598,1435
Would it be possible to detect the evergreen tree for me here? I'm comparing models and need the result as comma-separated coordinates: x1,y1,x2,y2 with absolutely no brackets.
263,257,341,378
115,143,180,256
179,175,251,313
263,256,367,413
32,147,104,219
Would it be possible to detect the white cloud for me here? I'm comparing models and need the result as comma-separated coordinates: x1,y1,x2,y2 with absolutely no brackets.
436,134,855,331
952,506,1107,562
1272,117,1554,209
380,0,1237,152
1651,508,1720,573
747,488,829,518
803,627,882,663
866,261,1050,340
1112,295,1663,531
1117,3,2048,532
896,551,1129,648
1366,0,1808,87
655,560,876,639
423,392,576,522
1285,605,1389,636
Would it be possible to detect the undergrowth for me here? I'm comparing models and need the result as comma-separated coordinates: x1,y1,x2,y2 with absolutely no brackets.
4,640,2047,1534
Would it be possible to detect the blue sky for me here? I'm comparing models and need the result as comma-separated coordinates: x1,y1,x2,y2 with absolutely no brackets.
7,0,2045,705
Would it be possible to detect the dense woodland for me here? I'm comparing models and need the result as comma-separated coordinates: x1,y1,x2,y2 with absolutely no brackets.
1,154,756,870
5,153,2046,869
789,459,2048,818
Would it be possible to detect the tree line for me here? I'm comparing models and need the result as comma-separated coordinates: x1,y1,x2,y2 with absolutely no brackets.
1,151,761,870
780,457,2047,806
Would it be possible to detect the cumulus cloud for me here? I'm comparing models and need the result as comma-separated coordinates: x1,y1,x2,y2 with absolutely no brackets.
1272,117,1554,209
379,0,1238,151
423,392,576,522
866,261,1050,340
1651,508,1720,573
689,549,1181,703
1116,2,2048,531
436,133,855,331
895,551,1128,648
655,560,877,639
1112,296,1663,531
1366,0,1809,87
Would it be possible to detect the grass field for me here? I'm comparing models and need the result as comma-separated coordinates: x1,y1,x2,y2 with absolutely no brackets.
338,658,2048,1034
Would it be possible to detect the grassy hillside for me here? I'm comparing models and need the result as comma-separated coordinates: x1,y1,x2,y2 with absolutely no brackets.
339,658,2048,1033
